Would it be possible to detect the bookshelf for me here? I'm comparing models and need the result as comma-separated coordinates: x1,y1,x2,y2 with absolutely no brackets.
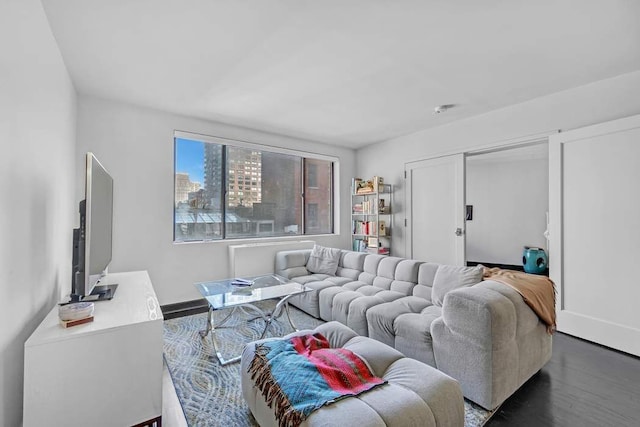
351,177,392,255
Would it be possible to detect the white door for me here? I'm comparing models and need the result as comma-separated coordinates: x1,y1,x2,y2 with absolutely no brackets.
406,154,465,265
549,114,640,356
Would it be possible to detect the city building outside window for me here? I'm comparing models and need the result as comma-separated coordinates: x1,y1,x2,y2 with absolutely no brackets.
174,133,334,241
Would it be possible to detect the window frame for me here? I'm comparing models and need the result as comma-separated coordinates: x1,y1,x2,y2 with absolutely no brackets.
173,130,338,243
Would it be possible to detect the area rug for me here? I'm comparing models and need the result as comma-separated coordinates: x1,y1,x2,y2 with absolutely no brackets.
163,301,494,427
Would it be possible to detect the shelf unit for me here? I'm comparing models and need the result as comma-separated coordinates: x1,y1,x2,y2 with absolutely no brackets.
351,183,392,255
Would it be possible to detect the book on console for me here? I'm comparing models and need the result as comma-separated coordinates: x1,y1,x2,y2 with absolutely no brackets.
60,316,94,328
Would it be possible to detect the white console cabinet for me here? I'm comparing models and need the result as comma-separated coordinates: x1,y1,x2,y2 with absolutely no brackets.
24,271,164,427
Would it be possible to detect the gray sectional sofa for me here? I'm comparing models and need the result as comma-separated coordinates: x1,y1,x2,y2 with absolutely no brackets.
274,247,553,410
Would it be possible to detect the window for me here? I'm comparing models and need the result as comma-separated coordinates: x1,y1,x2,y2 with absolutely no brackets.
307,163,318,188
304,159,332,234
174,133,334,242
307,203,318,228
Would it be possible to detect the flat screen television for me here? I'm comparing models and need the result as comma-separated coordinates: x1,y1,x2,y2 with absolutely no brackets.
71,152,116,301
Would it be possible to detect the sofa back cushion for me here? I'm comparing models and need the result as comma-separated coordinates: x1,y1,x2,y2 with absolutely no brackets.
336,251,367,280
431,264,484,307
389,259,423,295
275,249,311,279
413,263,440,301
371,257,404,290
306,245,341,275
357,254,386,285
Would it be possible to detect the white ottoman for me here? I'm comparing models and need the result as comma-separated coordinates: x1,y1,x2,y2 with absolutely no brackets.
241,321,464,427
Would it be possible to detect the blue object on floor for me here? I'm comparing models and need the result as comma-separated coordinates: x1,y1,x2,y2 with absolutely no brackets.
523,247,548,274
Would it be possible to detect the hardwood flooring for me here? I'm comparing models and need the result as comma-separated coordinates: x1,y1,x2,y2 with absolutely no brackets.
487,332,640,427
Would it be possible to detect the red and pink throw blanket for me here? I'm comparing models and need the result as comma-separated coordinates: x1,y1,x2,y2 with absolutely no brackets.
248,333,386,427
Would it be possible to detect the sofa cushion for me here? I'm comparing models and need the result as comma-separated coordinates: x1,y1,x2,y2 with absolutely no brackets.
367,296,433,347
394,305,443,366
370,257,403,290
275,250,311,279
357,254,386,284
413,263,440,301
306,245,341,275
336,251,367,280
431,264,483,307
288,280,339,318
291,274,331,285
390,259,423,295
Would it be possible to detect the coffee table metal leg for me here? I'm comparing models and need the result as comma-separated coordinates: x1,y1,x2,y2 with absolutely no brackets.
199,305,264,365
238,304,268,323
283,302,298,332
199,306,237,338
198,307,214,338
200,294,304,365
199,306,245,365
210,319,242,366
259,293,299,339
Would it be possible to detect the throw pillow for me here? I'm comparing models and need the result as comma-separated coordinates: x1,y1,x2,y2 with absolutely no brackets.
431,264,484,307
306,245,341,275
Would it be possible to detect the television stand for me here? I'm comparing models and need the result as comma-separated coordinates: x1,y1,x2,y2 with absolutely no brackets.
24,271,162,426
86,283,119,301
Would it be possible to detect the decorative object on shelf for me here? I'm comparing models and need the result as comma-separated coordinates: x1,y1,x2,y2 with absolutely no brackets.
351,178,363,194
522,246,548,275
356,180,375,194
373,176,384,192
58,301,94,321
58,301,95,328
378,198,388,214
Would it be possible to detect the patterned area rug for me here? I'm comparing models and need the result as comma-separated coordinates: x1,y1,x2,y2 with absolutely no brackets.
163,301,494,426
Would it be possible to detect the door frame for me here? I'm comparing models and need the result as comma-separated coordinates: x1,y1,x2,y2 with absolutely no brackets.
405,153,466,264
403,134,552,264
549,114,640,356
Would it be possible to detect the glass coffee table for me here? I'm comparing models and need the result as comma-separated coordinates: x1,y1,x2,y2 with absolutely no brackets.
195,274,310,365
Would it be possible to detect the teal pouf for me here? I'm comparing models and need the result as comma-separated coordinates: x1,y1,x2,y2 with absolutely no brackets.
523,247,548,274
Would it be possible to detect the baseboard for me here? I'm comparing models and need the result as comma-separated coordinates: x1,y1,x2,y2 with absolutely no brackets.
161,299,209,320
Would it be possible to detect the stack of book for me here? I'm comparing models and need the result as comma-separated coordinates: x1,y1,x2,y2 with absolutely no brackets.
58,302,95,328
353,239,367,252
353,220,378,235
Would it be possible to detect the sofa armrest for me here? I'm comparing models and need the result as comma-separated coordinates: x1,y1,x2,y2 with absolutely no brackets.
431,281,552,410
274,249,312,279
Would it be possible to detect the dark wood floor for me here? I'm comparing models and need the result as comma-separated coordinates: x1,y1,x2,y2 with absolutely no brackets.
487,332,640,427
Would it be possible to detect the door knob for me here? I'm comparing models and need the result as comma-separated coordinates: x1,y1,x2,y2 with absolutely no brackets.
455,228,464,236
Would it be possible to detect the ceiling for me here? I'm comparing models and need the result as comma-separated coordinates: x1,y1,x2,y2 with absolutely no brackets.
41,0,640,149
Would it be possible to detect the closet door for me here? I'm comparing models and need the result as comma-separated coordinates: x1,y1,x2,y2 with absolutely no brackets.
406,154,465,265
550,114,640,356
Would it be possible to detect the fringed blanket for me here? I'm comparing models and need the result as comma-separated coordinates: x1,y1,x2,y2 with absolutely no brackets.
248,333,386,427
483,267,557,334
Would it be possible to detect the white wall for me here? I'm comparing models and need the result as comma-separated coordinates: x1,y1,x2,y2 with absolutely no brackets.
466,155,548,265
76,96,356,305
357,70,640,258
0,1,77,425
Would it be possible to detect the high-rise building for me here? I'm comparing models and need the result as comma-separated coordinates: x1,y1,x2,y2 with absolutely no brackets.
203,144,223,209
260,152,302,232
175,172,201,204
204,144,263,209
303,158,332,234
